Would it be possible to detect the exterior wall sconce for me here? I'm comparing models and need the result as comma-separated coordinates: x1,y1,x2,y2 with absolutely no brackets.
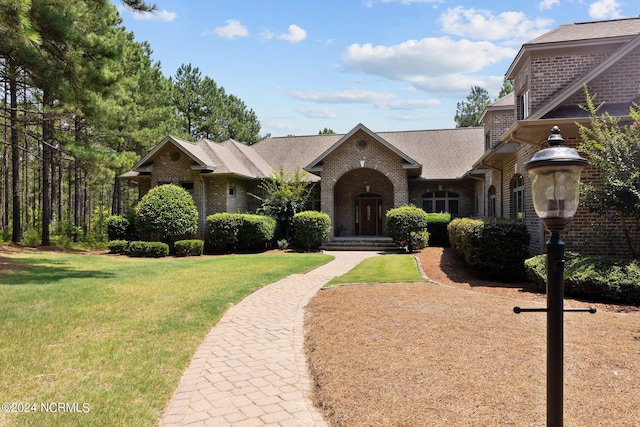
365,185,370,192
360,160,365,168
515,126,595,426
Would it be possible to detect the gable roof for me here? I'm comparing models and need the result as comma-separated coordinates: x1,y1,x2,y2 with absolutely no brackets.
129,135,215,174
507,17,640,80
126,135,273,180
304,123,422,176
529,31,640,120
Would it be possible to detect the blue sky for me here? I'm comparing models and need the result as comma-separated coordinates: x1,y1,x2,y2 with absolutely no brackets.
115,0,640,137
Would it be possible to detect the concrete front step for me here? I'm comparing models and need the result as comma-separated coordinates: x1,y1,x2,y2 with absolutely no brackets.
320,237,402,252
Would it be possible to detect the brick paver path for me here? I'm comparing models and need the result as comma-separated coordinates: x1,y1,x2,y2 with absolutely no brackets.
160,251,378,426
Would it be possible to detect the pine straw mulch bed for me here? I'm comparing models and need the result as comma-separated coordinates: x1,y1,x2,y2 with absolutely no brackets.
305,247,640,427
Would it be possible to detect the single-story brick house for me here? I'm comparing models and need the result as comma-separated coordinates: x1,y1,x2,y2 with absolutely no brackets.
123,17,640,257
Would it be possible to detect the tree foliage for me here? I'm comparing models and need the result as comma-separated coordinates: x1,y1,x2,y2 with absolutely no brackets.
498,77,514,99
318,127,335,134
254,166,315,239
577,87,640,258
171,63,262,144
454,86,491,127
0,3,263,246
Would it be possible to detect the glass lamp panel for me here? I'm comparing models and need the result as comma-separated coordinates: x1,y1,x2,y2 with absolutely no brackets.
529,165,582,219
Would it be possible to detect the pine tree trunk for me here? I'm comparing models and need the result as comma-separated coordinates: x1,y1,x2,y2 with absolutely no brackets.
9,62,22,243
41,90,53,246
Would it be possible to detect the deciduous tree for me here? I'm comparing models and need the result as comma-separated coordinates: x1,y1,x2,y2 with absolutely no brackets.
578,87,640,258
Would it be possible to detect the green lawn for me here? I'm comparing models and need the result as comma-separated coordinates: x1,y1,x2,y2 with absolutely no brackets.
0,250,332,426
325,254,427,286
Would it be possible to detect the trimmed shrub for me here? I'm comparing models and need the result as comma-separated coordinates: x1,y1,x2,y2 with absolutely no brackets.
386,205,430,253
135,184,198,244
108,239,129,254
525,252,640,305
448,218,530,281
411,230,430,250
292,211,330,251
206,213,242,253
427,212,451,247
174,239,204,257
206,213,276,253
237,214,276,252
128,241,169,258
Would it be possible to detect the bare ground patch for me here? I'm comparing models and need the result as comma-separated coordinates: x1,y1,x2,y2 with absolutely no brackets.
305,247,640,426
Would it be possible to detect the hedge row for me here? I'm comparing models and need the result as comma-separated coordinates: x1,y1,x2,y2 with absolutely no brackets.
108,239,203,257
427,212,451,247
174,239,204,257
525,252,640,305
128,241,169,258
206,213,276,253
448,218,530,281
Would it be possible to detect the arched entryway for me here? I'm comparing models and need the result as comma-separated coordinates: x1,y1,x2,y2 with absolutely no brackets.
333,168,393,236
355,193,383,235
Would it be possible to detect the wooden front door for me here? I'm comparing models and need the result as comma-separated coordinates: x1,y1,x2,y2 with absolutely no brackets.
356,197,382,235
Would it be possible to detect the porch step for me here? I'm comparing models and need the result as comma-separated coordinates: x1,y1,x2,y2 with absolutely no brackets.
320,236,402,252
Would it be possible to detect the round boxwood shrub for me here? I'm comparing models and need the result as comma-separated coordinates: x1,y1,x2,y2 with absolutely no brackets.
206,213,243,253
292,211,330,251
135,184,198,244
237,214,276,252
386,205,430,253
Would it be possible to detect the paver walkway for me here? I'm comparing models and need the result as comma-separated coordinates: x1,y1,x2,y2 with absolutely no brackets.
160,251,379,427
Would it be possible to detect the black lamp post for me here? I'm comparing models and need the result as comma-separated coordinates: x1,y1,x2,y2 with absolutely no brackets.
514,126,595,427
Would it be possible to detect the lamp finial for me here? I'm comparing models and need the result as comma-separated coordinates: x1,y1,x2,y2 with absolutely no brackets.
547,126,564,147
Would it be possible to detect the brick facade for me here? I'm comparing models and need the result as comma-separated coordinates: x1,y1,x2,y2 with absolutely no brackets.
320,129,408,237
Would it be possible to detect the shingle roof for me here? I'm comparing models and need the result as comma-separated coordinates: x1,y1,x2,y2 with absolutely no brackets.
252,133,341,176
526,17,640,46
125,125,485,182
378,128,485,180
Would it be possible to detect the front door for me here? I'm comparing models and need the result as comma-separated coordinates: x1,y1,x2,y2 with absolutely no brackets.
356,197,382,235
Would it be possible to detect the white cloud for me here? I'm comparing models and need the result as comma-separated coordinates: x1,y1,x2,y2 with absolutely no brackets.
376,99,441,110
589,0,624,19
296,107,337,119
291,90,440,111
439,7,552,43
292,90,396,104
278,25,308,43
260,24,307,43
538,0,560,10
212,20,249,39
341,37,515,94
132,9,177,22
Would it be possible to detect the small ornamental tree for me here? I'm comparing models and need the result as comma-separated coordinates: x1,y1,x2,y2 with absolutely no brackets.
386,204,430,253
578,86,640,258
135,184,198,245
253,166,314,240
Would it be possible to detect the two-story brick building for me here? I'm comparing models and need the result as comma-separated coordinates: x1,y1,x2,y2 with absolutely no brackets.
123,17,640,256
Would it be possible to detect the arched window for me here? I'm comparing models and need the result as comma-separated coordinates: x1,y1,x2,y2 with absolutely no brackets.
511,175,525,221
488,185,496,217
422,191,459,216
